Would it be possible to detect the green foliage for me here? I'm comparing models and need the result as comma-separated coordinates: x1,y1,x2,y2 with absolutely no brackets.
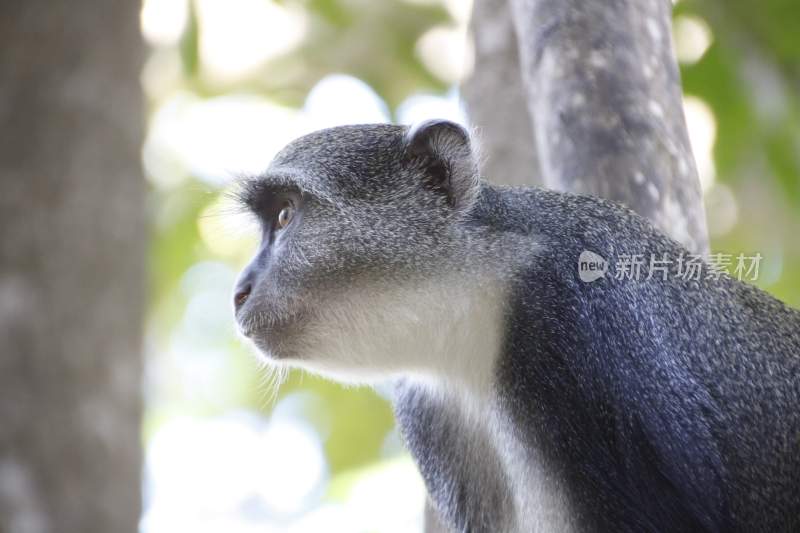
148,182,212,337
261,0,450,109
279,374,396,473
724,0,800,78
679,0,799,306
681,43,752,178
179,0,200,78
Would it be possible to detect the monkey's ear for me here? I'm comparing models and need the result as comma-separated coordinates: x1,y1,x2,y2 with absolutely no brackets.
405,119,480,214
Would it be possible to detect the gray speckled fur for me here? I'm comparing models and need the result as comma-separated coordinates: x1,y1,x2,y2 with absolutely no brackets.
234,123,800,533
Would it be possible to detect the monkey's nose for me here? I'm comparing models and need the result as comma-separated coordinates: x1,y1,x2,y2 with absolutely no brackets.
233,281,252,312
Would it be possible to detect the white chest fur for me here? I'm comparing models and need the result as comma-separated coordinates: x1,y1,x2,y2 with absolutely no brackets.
283,268,576,531
488,405,577,533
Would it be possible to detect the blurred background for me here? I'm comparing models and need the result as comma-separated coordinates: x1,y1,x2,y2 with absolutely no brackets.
1,0,798,532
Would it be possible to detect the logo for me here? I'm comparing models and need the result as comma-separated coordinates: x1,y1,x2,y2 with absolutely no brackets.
578,250,607,283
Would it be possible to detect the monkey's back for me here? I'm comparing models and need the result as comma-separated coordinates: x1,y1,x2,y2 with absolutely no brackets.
491,186,800,531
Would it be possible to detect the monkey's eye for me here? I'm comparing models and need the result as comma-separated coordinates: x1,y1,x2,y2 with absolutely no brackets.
276,202,295,229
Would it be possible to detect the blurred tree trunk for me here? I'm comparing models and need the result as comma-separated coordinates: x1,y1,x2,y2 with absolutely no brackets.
462,0,542,188
466,0,709,255
423,0,711,531
0,2,144,533
508,0,709,255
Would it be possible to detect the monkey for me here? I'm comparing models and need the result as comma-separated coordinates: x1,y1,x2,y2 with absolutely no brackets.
231,120,800,532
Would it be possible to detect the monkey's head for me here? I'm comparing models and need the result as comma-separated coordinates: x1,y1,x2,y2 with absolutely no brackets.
232,121,504,384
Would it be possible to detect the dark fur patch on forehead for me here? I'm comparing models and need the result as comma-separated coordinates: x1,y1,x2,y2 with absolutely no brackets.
230,176,300,213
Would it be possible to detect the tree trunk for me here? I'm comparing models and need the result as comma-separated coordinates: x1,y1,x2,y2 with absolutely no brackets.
463,0,542,188
509,0,709,255
0,2,145,532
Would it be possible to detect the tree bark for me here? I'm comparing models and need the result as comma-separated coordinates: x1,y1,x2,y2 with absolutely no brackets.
508,0,709,255
463,0,542,188
0,2,145,532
